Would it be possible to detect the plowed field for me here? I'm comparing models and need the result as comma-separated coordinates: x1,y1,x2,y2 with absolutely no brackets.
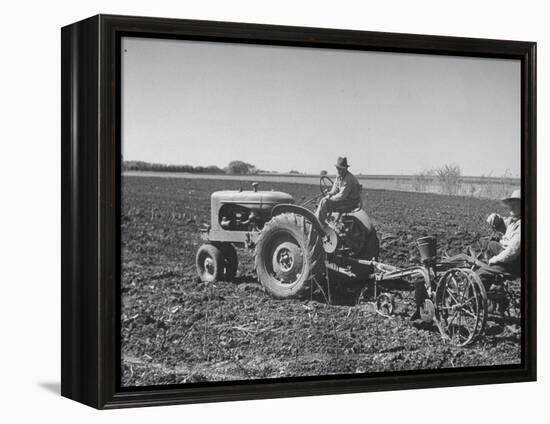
121,176,520,386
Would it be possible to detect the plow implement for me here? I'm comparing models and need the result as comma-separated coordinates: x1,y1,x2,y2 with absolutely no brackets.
328,238,488,347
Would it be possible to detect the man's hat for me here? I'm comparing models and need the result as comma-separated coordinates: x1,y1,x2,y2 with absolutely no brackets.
502,189,521,204
335,157,350,169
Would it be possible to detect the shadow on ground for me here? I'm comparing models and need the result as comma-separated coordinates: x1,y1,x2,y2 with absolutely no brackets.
37,381,60,395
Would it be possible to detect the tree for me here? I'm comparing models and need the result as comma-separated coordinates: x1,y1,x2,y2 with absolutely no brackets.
320,170,328,176
435,164,462,195
226,160,257,175
206,165,224,174
412,169,435,192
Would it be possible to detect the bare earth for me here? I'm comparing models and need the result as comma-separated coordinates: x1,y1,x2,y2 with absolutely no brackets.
121,176,521,386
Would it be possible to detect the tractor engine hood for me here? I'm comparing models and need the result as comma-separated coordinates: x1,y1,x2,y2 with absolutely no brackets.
212,190,294,211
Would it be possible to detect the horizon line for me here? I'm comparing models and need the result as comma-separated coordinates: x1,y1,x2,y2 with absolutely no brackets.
122,160,521,180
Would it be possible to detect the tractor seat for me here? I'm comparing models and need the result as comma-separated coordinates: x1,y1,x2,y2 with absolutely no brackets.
349,197,363,213
335,197,363,221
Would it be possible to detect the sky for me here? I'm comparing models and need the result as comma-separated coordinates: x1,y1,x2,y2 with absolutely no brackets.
122,37,521,177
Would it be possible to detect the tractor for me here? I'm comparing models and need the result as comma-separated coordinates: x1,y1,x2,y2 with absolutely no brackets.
195,176,380,299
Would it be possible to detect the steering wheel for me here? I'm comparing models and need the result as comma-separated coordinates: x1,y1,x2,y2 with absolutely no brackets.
320,175,334,196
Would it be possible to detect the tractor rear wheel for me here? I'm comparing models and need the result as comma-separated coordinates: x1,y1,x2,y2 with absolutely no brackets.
254,212,325,299
196,243,224,283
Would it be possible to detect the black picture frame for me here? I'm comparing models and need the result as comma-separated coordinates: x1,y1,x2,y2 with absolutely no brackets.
61,14,537,409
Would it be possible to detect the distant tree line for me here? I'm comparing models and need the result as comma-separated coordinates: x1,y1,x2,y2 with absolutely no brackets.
123,160,262,175
413,164,462,195
412,164,520,198
123,161,225,174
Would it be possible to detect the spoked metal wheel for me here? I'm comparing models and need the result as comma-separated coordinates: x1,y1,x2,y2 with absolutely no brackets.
435,268,488,346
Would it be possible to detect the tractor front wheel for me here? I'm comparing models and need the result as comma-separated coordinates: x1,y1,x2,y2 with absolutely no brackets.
196,243,224,283
254,212,325,299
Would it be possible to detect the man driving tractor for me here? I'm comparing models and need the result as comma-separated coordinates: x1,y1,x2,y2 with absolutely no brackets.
316,156,362,225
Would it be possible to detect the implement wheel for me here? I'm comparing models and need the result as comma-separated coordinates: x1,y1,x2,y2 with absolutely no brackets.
435,268,488,346
376,293,394,317
255,212,325,299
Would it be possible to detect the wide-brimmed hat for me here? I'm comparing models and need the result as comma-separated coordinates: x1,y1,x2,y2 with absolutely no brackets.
335,157,350,169
502,189,520,204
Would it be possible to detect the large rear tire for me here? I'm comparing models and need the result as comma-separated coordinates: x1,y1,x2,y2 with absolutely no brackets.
255,212,325,299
